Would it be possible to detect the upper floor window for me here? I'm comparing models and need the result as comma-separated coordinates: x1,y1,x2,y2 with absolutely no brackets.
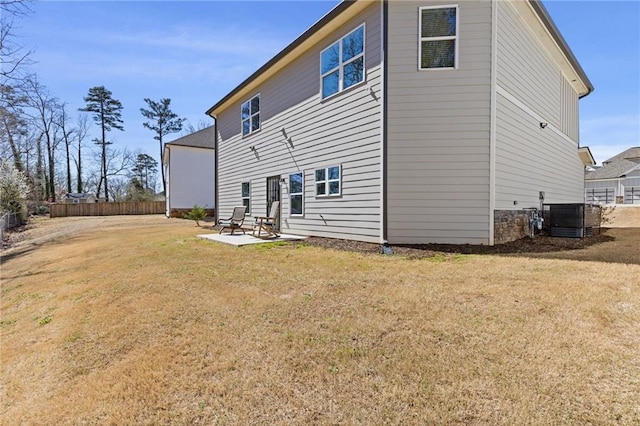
419,6,458,70
321,25,365,99
241,94,260,136
315,165,341,197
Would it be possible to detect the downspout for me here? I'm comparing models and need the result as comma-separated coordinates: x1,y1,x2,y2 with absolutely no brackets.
164,145,170,218
212,115,219,224
381,0,389,246
488,0,498,246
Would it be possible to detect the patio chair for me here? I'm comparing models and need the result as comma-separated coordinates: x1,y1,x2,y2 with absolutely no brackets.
218,206,247,234
252,201,280,239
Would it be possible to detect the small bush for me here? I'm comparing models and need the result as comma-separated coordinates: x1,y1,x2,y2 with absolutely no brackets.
183,205,207,227
600,205,616,226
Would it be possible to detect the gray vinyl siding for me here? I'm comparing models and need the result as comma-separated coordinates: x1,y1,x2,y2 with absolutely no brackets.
386,0,492,244
494,0,584,210
498,9,579,142
560,77,579,141
495,93,584,207
496,1,561,129
216,3,383,243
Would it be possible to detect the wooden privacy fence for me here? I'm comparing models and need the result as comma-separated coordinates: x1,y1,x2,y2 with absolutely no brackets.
50,201,165,218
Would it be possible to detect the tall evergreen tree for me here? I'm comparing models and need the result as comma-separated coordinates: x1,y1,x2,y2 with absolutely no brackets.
140,98,184,198
131,153,157,192
80,86,123,201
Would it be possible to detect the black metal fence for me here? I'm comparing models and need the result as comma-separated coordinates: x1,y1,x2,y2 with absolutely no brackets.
625,187,640,204
585,188,615,204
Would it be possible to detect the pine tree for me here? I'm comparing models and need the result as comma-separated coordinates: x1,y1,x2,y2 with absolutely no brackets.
140,98,184,198
80,86,123,201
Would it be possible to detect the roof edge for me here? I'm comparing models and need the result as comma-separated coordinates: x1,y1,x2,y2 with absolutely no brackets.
528,0,594,98
206,0,357,117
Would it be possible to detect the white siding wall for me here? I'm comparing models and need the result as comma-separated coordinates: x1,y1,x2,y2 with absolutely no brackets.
386,0,493,244
216,3,383,242
167,146,215,210
494,0,584,210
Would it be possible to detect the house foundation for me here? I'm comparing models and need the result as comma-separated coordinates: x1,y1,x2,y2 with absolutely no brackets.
169,208,215,219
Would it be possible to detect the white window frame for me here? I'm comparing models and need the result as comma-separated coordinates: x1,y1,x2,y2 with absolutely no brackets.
289,172,304,217
241,94,261,136
418,5,459,71
241,181,251,214
315,165,342,197
320,24,366,100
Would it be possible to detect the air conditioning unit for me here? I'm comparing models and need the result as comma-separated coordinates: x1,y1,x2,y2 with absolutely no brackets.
547,204,585,238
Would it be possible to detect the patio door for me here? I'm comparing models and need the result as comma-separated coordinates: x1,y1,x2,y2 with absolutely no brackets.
266,176,281,231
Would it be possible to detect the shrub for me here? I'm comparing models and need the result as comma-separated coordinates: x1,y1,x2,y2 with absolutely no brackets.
183,205,207,227
0,160,28,223
600,205,616,226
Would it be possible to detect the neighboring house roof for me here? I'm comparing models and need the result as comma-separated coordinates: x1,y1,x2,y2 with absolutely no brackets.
586,147,640,180
206,0,593,117
602,147,640,165
62,193,95,200
165,126,215,150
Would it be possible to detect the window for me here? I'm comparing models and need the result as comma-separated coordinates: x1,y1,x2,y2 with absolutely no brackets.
419,6,458,70
315,165,341,197
321,25,365,99
289,172,303,216
241,94,260,136
241,181,250,213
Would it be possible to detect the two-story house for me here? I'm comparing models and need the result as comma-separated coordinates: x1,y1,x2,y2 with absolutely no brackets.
206,0,593,245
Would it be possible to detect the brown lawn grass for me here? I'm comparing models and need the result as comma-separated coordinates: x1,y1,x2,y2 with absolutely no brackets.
1,216,639,425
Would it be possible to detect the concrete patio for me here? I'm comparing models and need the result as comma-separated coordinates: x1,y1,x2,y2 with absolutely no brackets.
197,231,306,247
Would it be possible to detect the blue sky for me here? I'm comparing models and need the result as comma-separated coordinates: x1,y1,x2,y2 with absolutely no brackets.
16,0,640,166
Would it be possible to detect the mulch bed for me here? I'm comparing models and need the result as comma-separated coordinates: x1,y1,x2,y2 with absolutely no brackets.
294,230,614,259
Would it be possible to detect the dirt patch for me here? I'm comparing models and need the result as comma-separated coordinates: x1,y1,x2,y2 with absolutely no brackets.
295,231,615,259
1,215,173,262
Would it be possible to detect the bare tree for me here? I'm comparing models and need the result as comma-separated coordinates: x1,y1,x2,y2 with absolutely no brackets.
182,119,212,135
0,83,28,172
73,114,90,193
0,0,33,81
58,103,74,193
104,147,133,201
24,76,61,201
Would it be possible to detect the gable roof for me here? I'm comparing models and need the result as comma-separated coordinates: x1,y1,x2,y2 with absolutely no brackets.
206,0,593,117
165,126,215,150
206,0,361,117
602,147,640,165
528,0,594,97
586,147,640,180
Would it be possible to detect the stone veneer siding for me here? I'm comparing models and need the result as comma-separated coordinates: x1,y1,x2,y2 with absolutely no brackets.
494,210,534,244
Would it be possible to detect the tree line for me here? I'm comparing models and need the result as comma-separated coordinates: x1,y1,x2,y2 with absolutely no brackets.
0,0,202,219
